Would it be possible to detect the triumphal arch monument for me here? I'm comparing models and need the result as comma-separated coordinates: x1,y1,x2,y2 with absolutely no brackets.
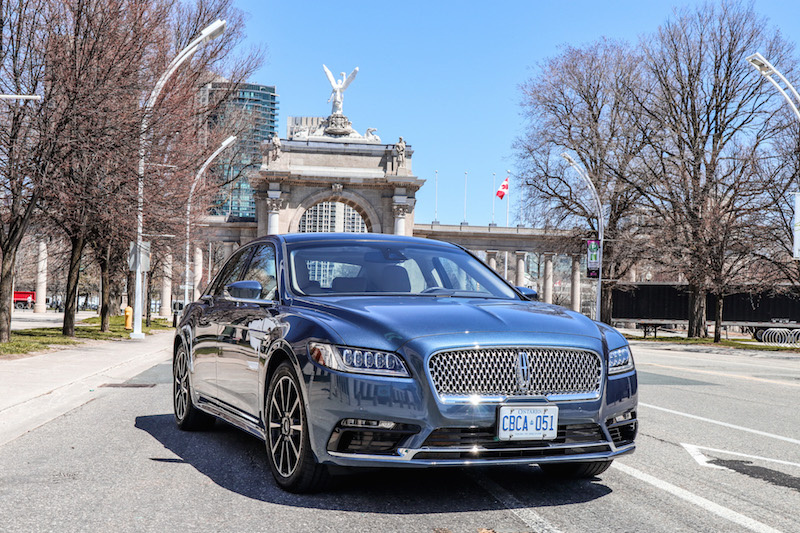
253,65,424,237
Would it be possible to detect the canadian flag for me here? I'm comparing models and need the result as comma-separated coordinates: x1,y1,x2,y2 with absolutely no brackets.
496,176,509,199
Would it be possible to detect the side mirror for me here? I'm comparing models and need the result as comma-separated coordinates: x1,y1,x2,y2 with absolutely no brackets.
226,280,263,300
516,286,539,301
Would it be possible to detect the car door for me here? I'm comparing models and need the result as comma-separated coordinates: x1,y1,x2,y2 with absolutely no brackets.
192,246,253,400
216,243,281,420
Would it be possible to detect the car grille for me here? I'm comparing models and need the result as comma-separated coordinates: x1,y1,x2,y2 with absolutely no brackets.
428,347,602,399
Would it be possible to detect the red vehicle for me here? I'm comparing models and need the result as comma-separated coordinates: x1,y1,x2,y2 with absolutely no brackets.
13,291,35,309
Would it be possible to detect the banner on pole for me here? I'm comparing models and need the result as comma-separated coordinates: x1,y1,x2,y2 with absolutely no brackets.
587,240,601,278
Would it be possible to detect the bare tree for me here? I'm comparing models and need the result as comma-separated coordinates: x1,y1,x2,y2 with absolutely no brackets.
516,39,650,322
630,1,794,337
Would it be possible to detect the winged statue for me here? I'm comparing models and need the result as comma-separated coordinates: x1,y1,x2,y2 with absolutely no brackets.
323,64,358,116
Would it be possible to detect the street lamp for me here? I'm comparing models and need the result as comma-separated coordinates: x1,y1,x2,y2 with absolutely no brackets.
184,135,237,307
0,95,41,101
562,153,604,322
747,52,800,260
746,52,800,122
132,19,226,339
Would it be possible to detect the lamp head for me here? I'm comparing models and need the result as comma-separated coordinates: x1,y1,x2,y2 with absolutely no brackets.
221,135,237,149
200,19,226,43
746,52,773,75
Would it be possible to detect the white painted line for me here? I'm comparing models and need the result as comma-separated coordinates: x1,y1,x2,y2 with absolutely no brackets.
471,474,563,533
681,443,800,470
640,403,800,446
613,462,784,533
681,443,728,470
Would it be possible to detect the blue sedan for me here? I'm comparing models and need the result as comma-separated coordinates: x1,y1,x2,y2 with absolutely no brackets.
173,233,637,493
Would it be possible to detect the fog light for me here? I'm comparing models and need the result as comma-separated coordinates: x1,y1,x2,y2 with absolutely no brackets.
341,418,396,430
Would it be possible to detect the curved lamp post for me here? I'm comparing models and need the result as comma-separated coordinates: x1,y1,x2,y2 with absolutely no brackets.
746,52,800,122
747,52,800,260
132,19,226,339
562,153,604,322
184,135,237,307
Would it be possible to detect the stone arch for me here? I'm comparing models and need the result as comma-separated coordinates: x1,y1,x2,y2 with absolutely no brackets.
288,188,383,234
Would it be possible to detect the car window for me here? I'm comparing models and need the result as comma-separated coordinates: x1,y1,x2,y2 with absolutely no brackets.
242,244,278,300
288,241,518,299
209,246,252,297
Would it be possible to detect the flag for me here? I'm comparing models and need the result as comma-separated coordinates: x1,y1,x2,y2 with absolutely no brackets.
496,177,509,199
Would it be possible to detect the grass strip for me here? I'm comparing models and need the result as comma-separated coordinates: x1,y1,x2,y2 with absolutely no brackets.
1,315,172,356
624,334,800,352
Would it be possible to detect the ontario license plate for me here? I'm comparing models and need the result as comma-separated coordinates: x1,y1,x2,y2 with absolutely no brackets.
498,405,559,441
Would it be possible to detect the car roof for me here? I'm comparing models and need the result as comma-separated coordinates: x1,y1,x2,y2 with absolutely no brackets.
272,232,460,249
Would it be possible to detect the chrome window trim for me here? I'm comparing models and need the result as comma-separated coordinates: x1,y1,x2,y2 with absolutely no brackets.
425,345,604,404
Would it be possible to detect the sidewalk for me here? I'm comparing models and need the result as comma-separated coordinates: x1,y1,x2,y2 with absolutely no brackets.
0,331,173,447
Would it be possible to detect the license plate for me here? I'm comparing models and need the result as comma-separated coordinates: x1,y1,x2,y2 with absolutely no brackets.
498,405,558,441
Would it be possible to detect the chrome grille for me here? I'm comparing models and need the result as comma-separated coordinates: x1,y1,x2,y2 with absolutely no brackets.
428,347,602,399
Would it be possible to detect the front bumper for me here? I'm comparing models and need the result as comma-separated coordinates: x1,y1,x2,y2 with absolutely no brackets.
302,356,638,468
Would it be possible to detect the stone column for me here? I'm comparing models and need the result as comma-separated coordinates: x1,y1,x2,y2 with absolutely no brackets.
543,253,554,304
160,253,173,317
571,255,581,312
222,242,235,261
486,250,499,272
515,251,526,287
34,241,47,313
266,197,282,235
393,204,409,236
193,246,204,300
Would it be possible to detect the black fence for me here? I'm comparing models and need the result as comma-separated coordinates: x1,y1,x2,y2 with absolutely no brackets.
611,283,800,325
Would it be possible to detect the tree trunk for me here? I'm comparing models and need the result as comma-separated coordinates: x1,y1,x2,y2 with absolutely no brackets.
687,284,707,338
62,235,86,337
99,244,111,332
600,281,614,324
0,250,18,343
126,270,134,310
145,271,151,328
713,294,724,343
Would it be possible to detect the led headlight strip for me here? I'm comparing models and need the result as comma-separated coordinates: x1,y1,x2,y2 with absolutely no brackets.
309,343,410,377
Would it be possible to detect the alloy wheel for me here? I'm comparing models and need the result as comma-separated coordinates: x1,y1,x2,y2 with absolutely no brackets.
173,347,189,421
268,375,304,478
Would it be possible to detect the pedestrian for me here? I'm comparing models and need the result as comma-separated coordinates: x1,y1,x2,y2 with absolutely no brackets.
26,295,32,309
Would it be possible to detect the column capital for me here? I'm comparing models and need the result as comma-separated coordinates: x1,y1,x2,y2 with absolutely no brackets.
393,203,410,218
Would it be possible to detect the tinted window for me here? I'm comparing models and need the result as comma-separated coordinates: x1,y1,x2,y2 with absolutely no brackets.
209,247,252,296
288,241,518,299
242,244,278,300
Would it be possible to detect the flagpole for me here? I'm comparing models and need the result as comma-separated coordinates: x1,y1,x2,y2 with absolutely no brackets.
434,170,439,224
492,172,496,225
463,171,468,224
505,170,510,226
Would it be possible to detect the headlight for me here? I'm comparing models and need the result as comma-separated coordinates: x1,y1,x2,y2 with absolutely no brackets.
309,342,410,378
608,346,635,375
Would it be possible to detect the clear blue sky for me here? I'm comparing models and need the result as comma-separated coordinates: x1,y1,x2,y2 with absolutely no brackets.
234,0,799,228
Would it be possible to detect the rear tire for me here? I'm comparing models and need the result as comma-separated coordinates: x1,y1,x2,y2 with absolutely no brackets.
539,460,612,478
173,343,216,431
265,361,328,493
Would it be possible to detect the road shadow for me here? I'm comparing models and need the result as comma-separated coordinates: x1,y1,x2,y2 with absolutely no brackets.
135,413,613,512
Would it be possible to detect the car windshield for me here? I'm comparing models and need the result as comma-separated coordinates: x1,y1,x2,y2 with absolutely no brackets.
288,240,519,299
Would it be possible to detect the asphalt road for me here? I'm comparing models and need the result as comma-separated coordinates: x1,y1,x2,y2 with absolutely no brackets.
1,341,799,533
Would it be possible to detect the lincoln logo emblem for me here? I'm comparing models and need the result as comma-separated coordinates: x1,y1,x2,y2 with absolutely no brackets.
517,351,531,390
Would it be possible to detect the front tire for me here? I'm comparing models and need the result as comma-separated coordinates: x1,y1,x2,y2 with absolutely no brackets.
539,460,613,478
173,343,215,431
266,361,328,493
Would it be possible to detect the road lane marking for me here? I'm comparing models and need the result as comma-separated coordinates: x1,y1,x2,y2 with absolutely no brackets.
681,443,800,470
638,363,800,388
640,403,800,446
631,349,800,372
470,474,563,533
612,462,784,533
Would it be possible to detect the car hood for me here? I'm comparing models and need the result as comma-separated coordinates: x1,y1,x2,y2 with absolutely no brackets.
294,296,605,353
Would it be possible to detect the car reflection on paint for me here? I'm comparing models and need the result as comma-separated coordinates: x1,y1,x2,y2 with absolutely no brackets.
173,233,637,493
